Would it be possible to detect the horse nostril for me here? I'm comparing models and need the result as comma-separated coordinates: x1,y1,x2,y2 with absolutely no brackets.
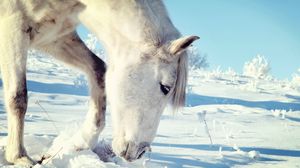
137,142,151,159
120,142,151,161
120,143,130,158
137,149,146,159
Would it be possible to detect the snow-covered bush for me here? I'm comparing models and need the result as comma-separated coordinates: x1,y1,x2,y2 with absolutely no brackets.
225,67,235,76
201,67,238,82
243,55,270,79
84,34,98,53
73,74,88,89
290,68,300,90
84,34,105,61
271,109,290,119
188,46,209,70
224,67,238,77
209,66,223,79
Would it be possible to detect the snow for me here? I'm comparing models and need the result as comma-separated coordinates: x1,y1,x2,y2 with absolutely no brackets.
1,53,300,167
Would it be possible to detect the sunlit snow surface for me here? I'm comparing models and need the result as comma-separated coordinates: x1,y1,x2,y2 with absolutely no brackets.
1,54,300,168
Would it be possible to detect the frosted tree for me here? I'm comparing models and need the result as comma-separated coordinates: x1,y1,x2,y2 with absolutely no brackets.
188,46,209,70
291,68,300,90
243,55,271,79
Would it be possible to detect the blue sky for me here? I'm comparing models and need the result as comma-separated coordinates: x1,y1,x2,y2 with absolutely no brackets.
77,0,300,79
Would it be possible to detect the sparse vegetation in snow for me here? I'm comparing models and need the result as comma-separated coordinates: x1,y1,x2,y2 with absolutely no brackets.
291,68,300,91
243,55,271,79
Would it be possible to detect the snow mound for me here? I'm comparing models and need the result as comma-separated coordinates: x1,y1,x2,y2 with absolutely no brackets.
1,49,300,167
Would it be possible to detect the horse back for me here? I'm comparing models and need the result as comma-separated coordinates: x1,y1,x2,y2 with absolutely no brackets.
0,0,84,47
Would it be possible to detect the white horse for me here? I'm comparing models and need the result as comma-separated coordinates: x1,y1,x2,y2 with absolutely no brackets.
0,0,199,166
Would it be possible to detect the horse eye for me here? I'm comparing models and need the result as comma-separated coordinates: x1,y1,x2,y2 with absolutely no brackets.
160,83,171,95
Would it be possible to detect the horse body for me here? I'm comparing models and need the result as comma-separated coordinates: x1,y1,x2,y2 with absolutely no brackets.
0,0,198,166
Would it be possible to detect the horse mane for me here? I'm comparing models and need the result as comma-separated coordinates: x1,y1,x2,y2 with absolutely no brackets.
145,0,188,111
171,51,188,111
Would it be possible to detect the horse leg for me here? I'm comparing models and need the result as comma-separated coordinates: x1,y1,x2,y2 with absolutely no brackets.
39,32,106,150
0,14,35,166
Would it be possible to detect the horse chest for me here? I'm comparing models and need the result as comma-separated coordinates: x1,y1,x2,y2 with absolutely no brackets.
26,1,83,47
30,19,76,46
29,17,78,47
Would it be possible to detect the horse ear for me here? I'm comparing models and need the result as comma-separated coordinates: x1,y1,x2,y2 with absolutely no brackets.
169,36,200,55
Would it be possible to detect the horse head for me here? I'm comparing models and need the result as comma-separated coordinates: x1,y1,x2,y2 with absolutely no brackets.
106,35,199,161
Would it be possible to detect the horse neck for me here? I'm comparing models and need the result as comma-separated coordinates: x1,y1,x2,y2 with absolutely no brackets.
78,0,179,62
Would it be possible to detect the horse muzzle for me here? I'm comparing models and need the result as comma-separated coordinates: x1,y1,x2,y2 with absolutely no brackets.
118,141,151,162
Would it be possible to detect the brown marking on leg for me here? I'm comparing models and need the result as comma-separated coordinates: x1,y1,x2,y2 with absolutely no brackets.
9,80,28,115
91,52,106,85
50,19,56,24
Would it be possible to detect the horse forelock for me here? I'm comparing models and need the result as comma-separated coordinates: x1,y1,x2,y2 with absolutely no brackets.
171,51,188,112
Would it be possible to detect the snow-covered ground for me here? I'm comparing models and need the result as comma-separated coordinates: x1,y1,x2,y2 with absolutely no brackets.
1,52,300,168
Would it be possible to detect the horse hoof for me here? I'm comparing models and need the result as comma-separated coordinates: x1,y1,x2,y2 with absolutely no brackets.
11,156,36,167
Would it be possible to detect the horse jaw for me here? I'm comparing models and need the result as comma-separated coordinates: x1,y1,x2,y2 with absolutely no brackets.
105,59,168,161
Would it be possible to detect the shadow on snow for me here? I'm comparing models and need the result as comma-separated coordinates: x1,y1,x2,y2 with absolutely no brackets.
187,94,300,111
153,143,300,157
0,103,3,114
0,79,88,96
150,153,228,168
150,142,292,167
26,81,88,96
150,142,288,168
285,94,300,103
